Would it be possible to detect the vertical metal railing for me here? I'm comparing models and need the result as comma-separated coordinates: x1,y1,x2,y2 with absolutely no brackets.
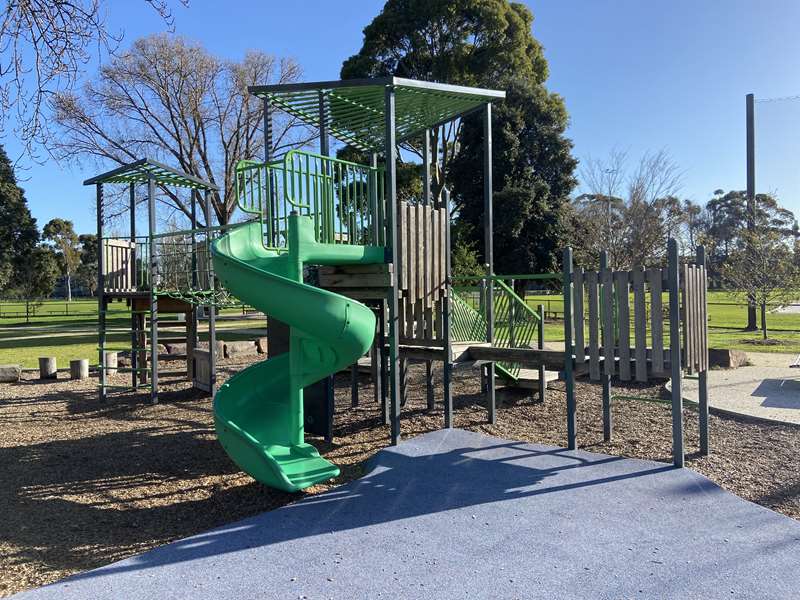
235,150,385,250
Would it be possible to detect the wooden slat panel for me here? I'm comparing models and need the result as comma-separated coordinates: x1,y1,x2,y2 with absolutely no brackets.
681,264,692,372
699,266,708,371
615,271,631,381
434,298,444,343
601,269,615,376
439,207,447,295
633,268,647,382
573,268,585,365
686,265,698,372
431,209,440,302
648,268,664,374
586,271,600,380
692,266,703,371
415,204,424,301
407,203,416,303
397,201,406,292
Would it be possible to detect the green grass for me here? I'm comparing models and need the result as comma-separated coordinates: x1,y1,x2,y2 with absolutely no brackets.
0,298,263,368
2,288,799,370
522,290,800,354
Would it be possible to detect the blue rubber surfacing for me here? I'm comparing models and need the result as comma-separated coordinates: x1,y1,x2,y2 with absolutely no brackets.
13,429,800,599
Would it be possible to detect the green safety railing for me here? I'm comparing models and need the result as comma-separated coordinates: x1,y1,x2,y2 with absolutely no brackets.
235,150,385,250
451,276,544,381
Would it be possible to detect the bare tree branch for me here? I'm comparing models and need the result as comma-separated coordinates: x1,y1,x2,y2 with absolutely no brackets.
0,0,189,154
50,35,313,225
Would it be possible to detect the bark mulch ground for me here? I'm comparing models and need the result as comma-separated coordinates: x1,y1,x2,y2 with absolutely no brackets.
1,358,798,597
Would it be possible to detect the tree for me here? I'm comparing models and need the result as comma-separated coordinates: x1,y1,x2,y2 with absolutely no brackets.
43,219,81,301
452,78,576,274
724,229,800,340
7,246,60,322
0,144,39,292
0,0,188,151
76,233,98,296
342,0,552,202
344,1,577,275
568,149,684,269
51,34,312,225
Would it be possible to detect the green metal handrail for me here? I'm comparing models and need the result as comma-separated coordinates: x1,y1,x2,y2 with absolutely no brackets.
451,276,543,381
235,150,385,250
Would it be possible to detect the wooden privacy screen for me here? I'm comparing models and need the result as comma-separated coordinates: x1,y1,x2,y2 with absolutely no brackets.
396,200,448,346
682,263,708,374
103,239,136,292
571,263,707,383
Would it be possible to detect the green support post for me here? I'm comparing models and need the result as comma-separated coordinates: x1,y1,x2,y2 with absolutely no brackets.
600,250,612,441
537,304,546,402
697,245,709,455
668,238,684,467
384,84,402,445
563,247,576,450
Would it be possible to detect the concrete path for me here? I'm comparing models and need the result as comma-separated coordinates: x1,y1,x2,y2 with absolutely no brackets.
13,429,800,600
680,352,800,425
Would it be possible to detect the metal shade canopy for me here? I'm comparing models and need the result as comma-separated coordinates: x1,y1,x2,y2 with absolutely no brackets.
84,158,219,191
250,76,506,152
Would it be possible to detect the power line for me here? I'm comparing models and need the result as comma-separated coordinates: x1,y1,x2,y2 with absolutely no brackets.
755,94,800,103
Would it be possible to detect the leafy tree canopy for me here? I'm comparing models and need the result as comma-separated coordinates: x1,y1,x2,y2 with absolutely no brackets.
0,144,39,291
342,0,577,276
452,78,576,273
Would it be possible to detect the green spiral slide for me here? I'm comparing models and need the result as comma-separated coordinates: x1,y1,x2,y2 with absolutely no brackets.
210,213,383,492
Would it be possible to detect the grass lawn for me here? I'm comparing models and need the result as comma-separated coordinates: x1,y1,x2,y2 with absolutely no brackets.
527,290,800,354
0,299,263,368
2,289,799,369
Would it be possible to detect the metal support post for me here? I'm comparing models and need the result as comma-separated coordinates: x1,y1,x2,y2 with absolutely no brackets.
668,238,684,467
483,103,496,424
563,247,576,450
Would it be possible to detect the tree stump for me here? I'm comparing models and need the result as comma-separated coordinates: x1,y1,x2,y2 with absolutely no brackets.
38,357,57,379
70,359,89,380
104,351,118,375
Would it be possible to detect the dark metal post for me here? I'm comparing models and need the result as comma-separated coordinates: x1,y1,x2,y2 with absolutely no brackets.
563,247,576,450
537,304,546,402
351,363,359,407
97,183,106,401
129,182,137,390
385,85,402,444
148,176,158,403
697,245,709,455
600,250,612,441
264,97,277,246
745,93,758,331
423,128,435,409
205,190,217,395
668,238,684,467
379,300,389,425
483,103,496,424
370,153,379,244
443,188,453,428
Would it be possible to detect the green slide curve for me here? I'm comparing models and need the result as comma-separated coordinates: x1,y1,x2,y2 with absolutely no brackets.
210,215,382,492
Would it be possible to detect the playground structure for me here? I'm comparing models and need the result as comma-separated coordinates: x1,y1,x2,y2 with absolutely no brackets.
87,76,711,491
85,160,222,402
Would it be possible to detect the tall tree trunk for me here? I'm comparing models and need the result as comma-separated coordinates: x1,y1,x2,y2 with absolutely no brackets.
761,302,767,340
66,272,72,302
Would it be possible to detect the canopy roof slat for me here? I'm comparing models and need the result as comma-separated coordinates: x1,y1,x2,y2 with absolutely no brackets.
251,76,505,152
84,158,219,191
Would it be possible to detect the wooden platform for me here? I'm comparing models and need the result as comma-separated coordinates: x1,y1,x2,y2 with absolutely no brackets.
501,368,560,389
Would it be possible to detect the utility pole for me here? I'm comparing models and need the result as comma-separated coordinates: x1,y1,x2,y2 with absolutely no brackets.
745,93,758,330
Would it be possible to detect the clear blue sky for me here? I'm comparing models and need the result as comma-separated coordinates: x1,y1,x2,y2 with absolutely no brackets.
5,0,799,235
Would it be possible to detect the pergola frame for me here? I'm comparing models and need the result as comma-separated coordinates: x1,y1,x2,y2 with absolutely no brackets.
85,159,219,404
256,77,504,443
